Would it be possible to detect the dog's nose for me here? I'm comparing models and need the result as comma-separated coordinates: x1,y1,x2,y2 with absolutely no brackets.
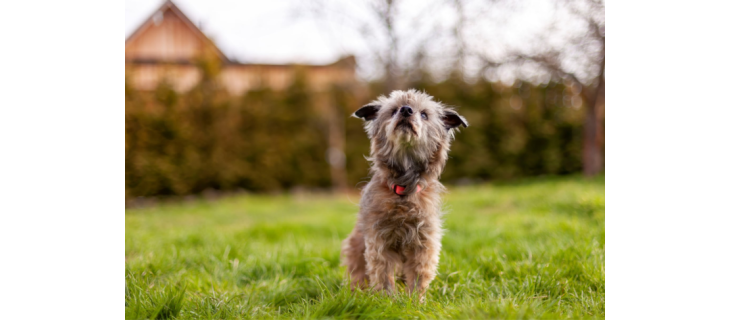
400,106,413,117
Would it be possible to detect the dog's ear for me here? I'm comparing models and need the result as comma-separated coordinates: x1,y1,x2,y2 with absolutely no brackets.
442,109,468,129
353,104,381,121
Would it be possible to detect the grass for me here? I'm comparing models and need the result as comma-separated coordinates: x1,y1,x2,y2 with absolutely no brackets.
125,175,604,319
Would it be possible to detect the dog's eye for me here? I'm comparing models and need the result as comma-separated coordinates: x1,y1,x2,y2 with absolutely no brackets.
421,112,428,120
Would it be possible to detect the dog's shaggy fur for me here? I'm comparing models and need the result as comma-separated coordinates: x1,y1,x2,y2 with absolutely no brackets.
342,89,467,300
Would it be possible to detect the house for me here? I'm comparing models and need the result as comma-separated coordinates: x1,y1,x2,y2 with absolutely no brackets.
125,1,360,191
125,0,359,95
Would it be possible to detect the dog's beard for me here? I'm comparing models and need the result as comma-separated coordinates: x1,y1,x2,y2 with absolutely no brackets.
395,119,418,137
386,133,427,170
389,119,422,149
379,129,433,195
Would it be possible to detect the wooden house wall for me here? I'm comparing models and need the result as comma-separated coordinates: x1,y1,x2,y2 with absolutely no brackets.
126,64,201,91
126,63,357,95
125,10,205,62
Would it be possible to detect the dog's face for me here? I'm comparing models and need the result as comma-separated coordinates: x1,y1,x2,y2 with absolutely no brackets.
354,90,467,183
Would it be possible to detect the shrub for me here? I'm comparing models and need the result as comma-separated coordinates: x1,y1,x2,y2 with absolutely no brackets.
126,68,584,198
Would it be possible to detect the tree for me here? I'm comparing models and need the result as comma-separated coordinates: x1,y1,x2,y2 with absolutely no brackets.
303,0,455,91
478,0,605,175
305,0,605,175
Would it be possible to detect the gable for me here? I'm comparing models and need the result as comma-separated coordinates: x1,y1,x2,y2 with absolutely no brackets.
125,1,228,63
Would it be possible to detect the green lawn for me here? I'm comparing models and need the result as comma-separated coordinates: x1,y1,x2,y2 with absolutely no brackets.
125,175,605,319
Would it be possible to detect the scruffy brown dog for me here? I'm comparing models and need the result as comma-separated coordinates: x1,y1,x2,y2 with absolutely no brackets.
341,89,468,300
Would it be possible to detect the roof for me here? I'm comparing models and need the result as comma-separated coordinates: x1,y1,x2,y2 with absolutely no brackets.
125,0,229,64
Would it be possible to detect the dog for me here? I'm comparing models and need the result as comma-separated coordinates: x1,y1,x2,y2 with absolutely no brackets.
341,89,468,301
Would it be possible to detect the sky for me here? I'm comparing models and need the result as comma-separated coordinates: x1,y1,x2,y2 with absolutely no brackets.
125,0,597,82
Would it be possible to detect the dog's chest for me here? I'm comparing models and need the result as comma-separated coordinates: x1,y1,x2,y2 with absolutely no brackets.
372,202,429,247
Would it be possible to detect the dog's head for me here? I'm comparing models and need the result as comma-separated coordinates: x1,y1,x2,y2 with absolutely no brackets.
354,90,467,192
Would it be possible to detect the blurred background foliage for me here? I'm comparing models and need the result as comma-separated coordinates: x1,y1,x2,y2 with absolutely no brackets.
126,65,589,198
125,0,605,199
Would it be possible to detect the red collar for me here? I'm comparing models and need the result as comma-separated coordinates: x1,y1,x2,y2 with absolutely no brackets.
389,184,422,196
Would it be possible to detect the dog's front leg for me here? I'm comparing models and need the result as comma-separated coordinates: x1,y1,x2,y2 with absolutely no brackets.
404,238,441,302
342,228,369,290
364,237,397,294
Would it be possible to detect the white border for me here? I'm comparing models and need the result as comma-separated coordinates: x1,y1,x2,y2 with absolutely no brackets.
0,0,123,318
609,1,730,318
1,0,729,318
